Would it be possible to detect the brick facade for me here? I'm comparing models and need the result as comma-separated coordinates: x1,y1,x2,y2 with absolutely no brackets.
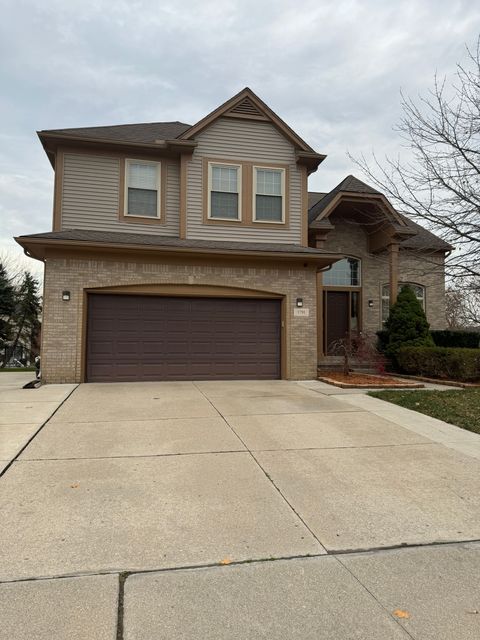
41,254,318,383
320,213,446,334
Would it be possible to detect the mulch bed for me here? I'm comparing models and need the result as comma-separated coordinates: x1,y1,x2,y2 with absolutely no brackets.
318,371,424,389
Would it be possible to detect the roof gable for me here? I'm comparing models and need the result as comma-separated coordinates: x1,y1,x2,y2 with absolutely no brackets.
179,87,317,153
308,174,403,226
307,177,452,252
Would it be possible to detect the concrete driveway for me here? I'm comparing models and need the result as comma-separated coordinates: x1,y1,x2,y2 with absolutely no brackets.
1,375,479,639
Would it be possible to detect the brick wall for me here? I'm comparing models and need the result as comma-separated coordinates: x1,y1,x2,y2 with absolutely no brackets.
42,254,318,383
321,212,446,333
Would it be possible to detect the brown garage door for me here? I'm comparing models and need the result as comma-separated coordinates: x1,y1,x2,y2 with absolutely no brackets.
86,294,281,382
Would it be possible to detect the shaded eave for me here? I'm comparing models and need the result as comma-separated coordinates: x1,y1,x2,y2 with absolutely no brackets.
307,185,418,253
296,151,327,174
15,236,342,268
308,181,452,253
37,132,197,168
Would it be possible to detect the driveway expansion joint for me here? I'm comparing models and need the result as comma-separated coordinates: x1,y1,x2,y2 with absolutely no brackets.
0,384,79,479
328,536,480,556
334,554,417,640
2,538,479,586
16,440,438,463
192,382,327,552
116,573,127,640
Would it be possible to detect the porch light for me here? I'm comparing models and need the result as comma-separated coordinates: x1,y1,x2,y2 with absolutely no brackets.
62,291,71,302
368,299,374,308
296,298,303,308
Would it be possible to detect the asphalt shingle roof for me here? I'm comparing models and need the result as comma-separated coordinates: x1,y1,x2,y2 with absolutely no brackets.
18,229,333,255
307,175,452,252
308,175,380,224
307,191,327,210
397,216,452,251
39,121,192,144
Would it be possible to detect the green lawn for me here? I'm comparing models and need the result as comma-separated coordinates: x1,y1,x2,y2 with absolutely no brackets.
369,388,480,435
0,367,35,372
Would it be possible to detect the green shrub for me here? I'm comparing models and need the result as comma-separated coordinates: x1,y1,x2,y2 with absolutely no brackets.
430,330,480,349
385,285,434,362
376,330,389,353
397,346,480,381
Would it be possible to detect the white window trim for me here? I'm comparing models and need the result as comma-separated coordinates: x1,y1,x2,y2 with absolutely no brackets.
124,158,161,219
207,162,242,221
252,165,286,224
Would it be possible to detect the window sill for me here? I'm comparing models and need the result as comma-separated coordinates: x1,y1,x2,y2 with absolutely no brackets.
119,213,165,225
252,218,286,225
205,217,243,225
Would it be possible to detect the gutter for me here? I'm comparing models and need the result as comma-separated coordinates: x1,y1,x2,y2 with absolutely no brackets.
15,236,343,266
37,132,197,167
37,131,197,152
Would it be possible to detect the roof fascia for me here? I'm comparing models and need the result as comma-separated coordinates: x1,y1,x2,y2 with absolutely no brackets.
37,132,196,166
15,236,342,266
309,191,409,228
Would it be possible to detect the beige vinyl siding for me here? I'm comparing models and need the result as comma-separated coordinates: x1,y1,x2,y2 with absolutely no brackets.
186,117,303,243
61,153,180,236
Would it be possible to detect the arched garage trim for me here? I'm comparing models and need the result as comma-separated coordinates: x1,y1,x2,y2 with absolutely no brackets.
84,282,285,299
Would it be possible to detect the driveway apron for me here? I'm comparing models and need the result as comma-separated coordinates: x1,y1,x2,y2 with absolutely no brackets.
1,377,480,639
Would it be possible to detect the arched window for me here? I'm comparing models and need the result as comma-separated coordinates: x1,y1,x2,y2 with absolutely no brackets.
382,283,425,325
323,257,361,287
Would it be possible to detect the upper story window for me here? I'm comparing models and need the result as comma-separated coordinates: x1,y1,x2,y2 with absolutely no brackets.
382,283,425,324
323,257,361,287
125,159,161,218
253,167,285,223
208,163,241,220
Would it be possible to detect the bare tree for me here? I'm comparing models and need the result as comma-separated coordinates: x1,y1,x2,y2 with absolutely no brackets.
351,37,480,280
329,332,386,376
0,250,44,288
446,279,480,327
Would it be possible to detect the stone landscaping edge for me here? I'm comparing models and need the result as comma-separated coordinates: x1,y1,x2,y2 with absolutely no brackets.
317,374,424,389
383,372,479,388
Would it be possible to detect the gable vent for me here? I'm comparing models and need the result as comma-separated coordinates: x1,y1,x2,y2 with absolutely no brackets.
227,97,269,120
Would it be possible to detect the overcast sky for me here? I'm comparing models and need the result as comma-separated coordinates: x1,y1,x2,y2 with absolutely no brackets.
1,0,479,279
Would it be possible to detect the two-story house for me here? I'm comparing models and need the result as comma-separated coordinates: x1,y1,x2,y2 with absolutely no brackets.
16,88,450,383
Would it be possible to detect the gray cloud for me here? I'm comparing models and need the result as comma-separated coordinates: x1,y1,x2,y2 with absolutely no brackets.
1,0,479,279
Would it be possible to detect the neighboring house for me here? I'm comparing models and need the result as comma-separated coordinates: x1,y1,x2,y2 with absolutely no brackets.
16,88,450,383
2,333,40,367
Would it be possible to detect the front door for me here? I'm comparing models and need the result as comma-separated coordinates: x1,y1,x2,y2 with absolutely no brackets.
324,290,360,354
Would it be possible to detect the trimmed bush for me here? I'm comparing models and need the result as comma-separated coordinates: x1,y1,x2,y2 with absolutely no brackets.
380,329,480,351
431,330,480,349
385,285,434,362
397,346,480,381
376,330,389,353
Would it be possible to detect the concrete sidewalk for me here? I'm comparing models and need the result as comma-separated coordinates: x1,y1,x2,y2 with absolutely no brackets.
0,372,77,474
1,377,479,639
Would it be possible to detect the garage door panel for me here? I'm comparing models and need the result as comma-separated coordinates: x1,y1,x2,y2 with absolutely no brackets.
86,295,281,382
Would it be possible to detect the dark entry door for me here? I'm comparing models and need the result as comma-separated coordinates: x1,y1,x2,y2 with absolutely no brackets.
324,291,349,354
86,294,281,382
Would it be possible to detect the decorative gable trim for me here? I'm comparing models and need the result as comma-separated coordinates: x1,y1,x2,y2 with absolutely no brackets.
179,87,317,154
224,96,271,121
